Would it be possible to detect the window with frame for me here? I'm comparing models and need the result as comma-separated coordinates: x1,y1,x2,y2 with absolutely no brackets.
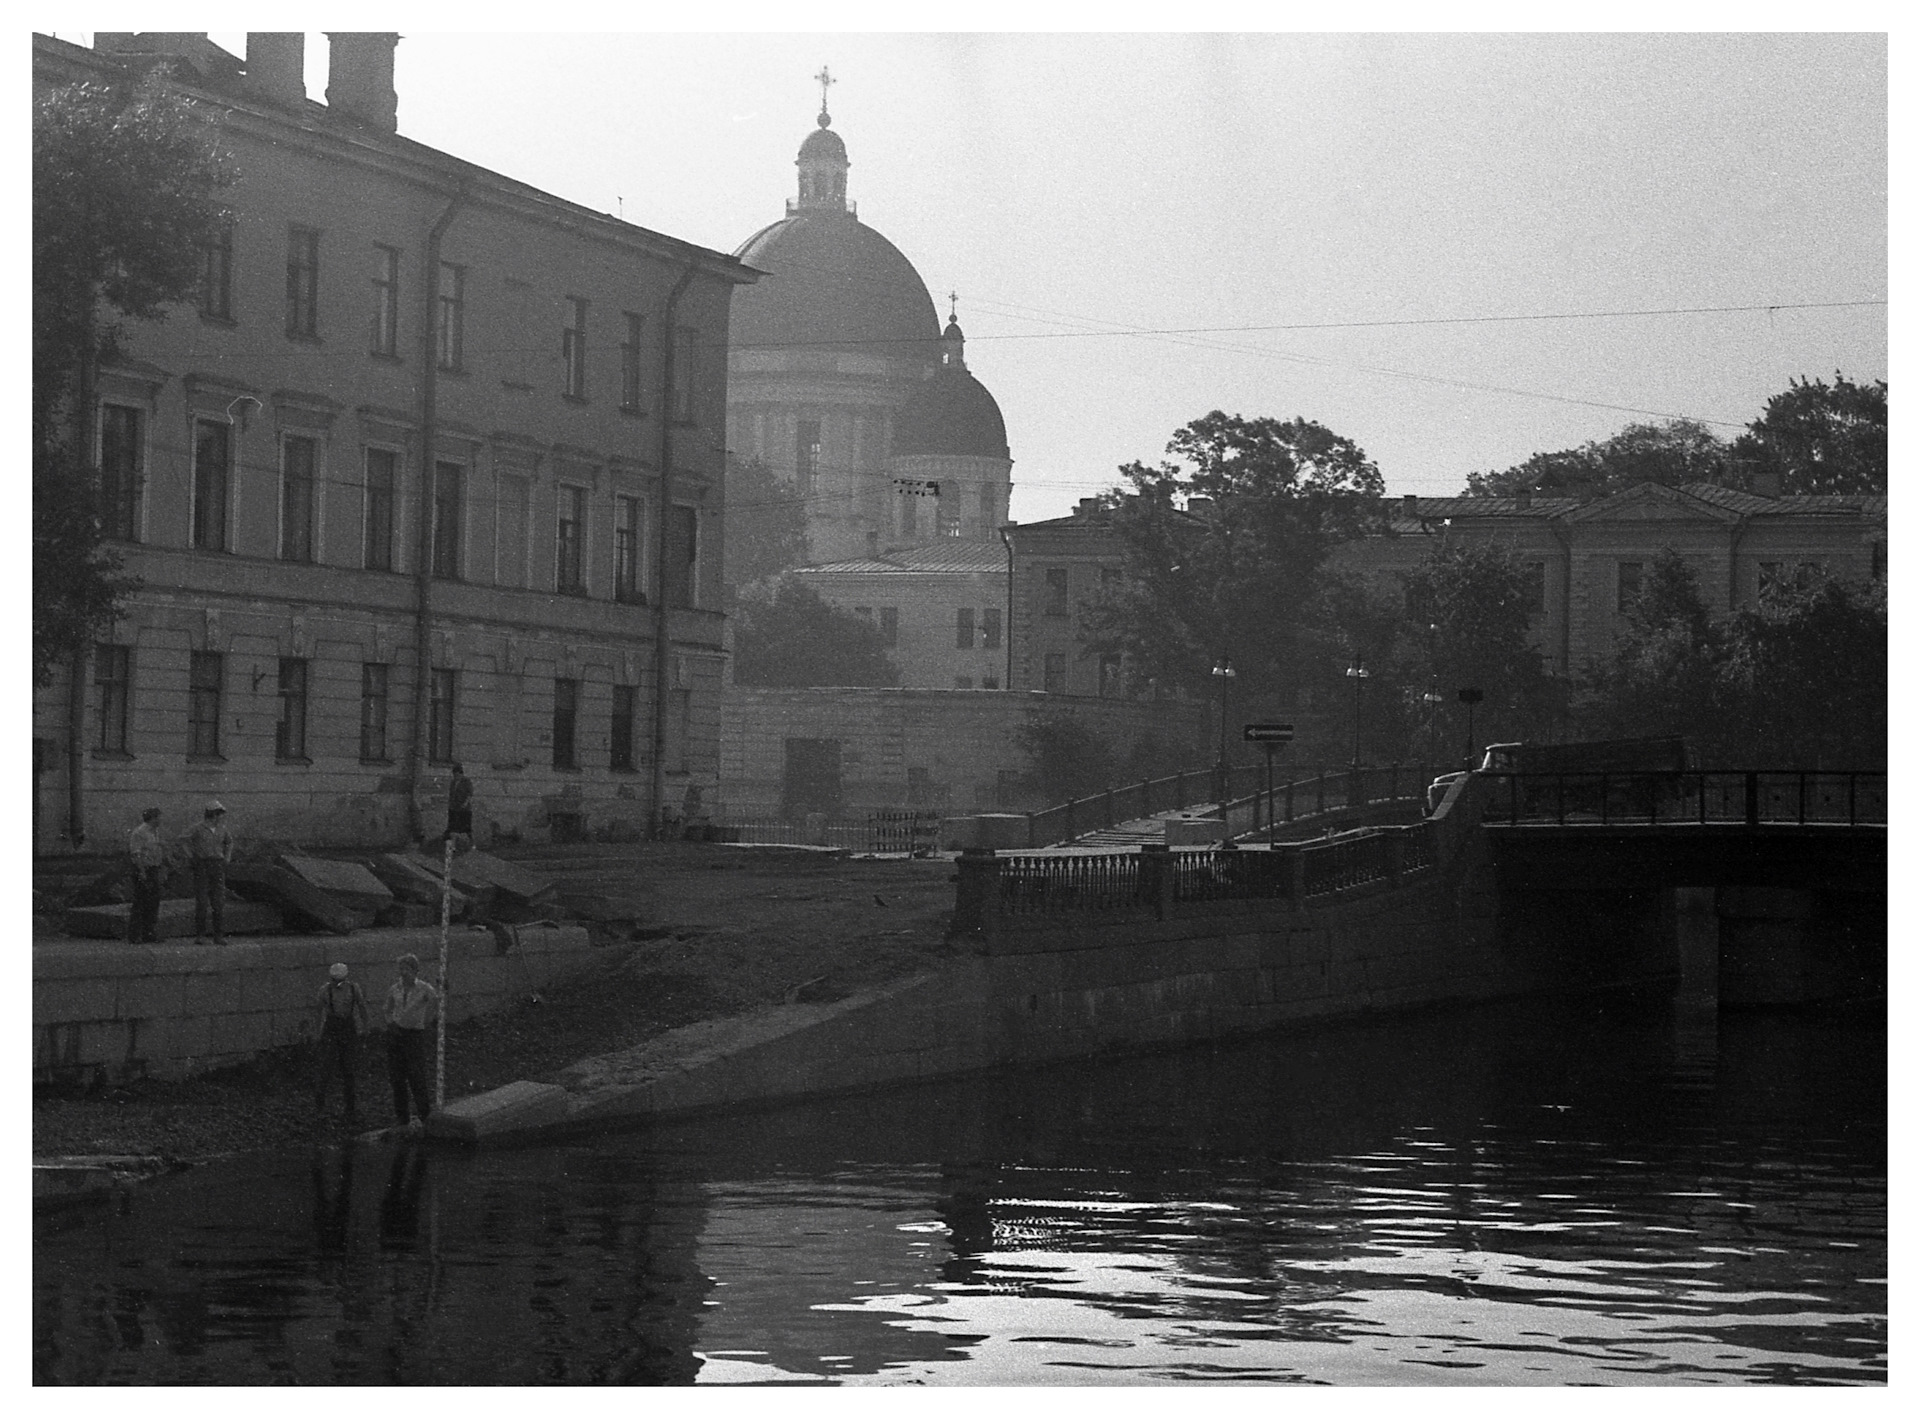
93,644,130,754
370,243,400,355
620,312,645,411
436,262,465,371
1616,561,1643,613
432,461,463,579
665,505,698,608
192,419,230,551
610,683,637,770
188,650,223,757
552,678,579,769
556,485,586,593
956,606,975,649
1044,566,1070,616
879,606,898,647
982,607,1002,650
286,225,319,337
280,435,317,562
276,657,309,761
797,418,822,493
670,325,697,422
614,494,644,603
99,404,142,542
200,219,233,321
428,668,457,763
1043,652,1067,694
359,663,390,762
563,297,589,399
364,447,397,571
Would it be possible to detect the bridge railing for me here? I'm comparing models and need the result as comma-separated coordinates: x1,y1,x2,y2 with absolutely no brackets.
953,823,1432,933
1485,771,1887,828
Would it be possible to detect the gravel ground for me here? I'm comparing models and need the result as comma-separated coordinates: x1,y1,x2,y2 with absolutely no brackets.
34,844,965,1163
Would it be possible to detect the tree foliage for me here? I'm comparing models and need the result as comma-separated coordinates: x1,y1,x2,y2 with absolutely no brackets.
1464,419,1730,498
722,453,812,604
730,580,899,688
1729,372,1886,496
33,77,232,683
1081,411,1385,714
1015,714,1117,804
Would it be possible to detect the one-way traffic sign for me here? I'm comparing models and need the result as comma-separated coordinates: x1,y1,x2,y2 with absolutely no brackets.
1243,723,1295,743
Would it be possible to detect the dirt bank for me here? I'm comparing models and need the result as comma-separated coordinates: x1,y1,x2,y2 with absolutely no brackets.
33,843,966,1162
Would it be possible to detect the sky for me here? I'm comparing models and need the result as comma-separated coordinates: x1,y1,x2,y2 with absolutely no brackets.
66,23,1887,525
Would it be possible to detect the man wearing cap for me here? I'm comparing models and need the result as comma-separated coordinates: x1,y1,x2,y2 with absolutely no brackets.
315,962,369,1119
187,800,234,944
126,807,166,943
383,953,440,1127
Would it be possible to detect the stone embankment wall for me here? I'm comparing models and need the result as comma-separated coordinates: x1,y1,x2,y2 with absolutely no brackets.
35,924,604,1083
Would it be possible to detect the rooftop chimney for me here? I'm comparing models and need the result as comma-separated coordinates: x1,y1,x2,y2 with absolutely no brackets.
245,33,305,108
1076,498,1100,517
1402,493,1419,512
325,32,399,132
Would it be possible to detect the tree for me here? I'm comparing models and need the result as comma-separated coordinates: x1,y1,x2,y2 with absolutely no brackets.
1716,574,1885,768
1014,714,1117,804
1081,411,1385,719
1464,419,1730,499
1577,548,1720,746
730,580,899,687
722,453,811,603
34,76,232,683
1729,373,1887,496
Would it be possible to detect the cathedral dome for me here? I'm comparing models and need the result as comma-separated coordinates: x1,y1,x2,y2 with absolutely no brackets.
893,361,1010,459
731,211,940,360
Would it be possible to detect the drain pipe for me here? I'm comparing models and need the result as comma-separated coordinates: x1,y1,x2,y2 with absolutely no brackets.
407,188,466,843
1000,527,1015,689
66,336,97,848
651,265,698,836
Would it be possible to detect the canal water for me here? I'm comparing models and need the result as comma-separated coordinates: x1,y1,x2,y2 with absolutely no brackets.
35,992,1885,1385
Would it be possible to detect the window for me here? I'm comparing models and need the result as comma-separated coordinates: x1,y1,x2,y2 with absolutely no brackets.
286,225,319,338
665,505,697,608
99,404,142,542
93,644,130,754
1616,560,1643,613
614,494,644,603
192,419,230,551
498,474,530,588
797,418,822,493
1044,566,1069,616
1522,560,1547,614
563,297,588,399
1044,652,1067,694
956,606,975,649
979,483,997,530
280,435,317,562
428,668,457,763
359,663,390,762
276,657,309,761
983,674,1000,690
552,678,579,769
431,461,463,579
610,683,637,770
670,325,697,422
620,312,645,411
557,485,586,593
188,651,223,757
982,607,1002,651
200,219,233,321
364,447,397,570
1098,653,1123,699
370,244,400,355
879,606,898,647
436,262,464,371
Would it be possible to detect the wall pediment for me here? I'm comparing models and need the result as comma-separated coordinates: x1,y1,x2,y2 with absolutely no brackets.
1562,481,1742,526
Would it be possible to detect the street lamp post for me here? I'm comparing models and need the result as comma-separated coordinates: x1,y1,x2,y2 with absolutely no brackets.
1345,662,1370,769
1423,684,1443,768
1457,686,1484,770
1211,658,1235,806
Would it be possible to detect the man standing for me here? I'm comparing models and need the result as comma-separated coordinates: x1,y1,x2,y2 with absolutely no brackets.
187,800,234,945
315,962,369,1119
446,763,474,845
126,807,165,943
383,953,440,1128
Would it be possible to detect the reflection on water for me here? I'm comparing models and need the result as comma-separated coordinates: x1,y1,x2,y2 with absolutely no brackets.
35,993,1885,1385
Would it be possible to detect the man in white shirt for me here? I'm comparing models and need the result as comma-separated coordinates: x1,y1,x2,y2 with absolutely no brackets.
383,953,440,1126
186,800,234,944
125,807,165,943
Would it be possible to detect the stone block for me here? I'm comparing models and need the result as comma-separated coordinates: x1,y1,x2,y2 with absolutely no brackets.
206,1012,271,1058
116,972,185,1020
278,855,395,910
33,977,118,1026
181,972,245,1017
428,1080,572,1143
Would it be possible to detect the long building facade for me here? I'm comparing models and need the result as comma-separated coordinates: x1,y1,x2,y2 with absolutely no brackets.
32,32,756,853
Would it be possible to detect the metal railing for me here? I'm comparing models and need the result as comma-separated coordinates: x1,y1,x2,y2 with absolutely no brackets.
1486,771,1887,828
997,851,1141,916
720,809,945,853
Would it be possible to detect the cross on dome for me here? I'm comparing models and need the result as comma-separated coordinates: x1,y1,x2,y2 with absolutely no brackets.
815,65,835,125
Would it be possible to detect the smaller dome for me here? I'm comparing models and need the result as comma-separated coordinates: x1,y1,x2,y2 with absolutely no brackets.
799,125,847,163
943,317,964,341
893,365,1010,460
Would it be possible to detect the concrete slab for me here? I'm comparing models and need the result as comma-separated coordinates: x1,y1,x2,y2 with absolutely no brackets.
428,1080,572,1143
62,899,283,940
279,855,394,910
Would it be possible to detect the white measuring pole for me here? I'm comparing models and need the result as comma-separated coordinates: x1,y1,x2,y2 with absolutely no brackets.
436,829,451,1110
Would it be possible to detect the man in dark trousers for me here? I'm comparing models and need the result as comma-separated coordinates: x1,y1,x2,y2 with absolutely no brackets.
187,800,233,944
383,953,440,1128
315,962,370,1119
126,807,165,943
445,763,473,845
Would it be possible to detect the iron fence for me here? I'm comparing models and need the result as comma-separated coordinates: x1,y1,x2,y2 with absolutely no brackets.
1170,847,1295,903
1488,771,1887,828
997,852,1142,916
